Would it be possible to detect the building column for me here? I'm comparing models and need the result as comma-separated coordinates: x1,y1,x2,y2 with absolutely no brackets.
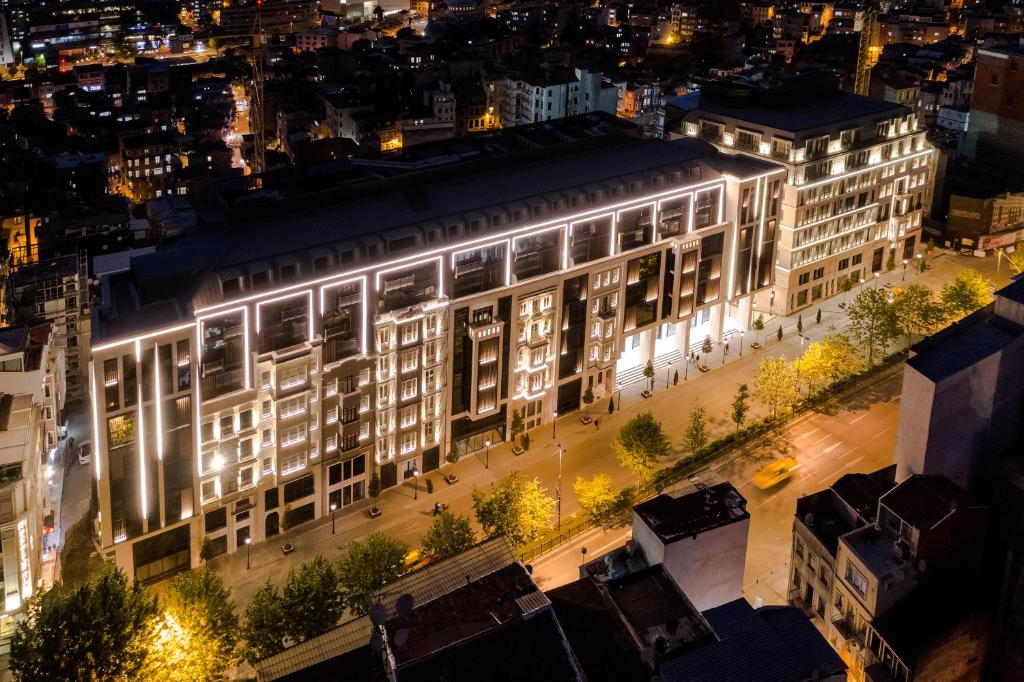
675,319,691,355
710,303,725,343
736,296,753,330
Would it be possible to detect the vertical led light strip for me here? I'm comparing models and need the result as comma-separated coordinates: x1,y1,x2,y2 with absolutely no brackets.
135,340,148,519
89,362,102,481
194,322,204,483
153,342,163,460
754,177,768,294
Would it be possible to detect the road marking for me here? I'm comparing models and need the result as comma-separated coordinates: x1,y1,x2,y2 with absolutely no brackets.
871,427,891,440
816,455,865,486
794,427,820,441
809,433,833,448
751,491,782,511
848,412,869,425
821,442,842,455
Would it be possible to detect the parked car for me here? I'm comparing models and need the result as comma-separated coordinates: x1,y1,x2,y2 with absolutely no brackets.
78,441,91,466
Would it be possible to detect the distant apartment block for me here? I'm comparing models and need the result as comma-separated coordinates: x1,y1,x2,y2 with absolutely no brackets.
670,75,935,315
87,135,784,581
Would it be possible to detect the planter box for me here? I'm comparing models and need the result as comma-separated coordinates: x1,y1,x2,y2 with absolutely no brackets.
699,365,711,373
444,474,458,485
641,390,653,398
282,543,295,555
368,506,382,518
511,445,525,456
579,415,592,425
750,342,762,350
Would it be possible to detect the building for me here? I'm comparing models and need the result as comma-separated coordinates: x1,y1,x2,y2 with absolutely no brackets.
1,253,89,399
0,323,65,651
891,276,1024,680
218,0,318,36
960,39,1024,175
87,134,784,581
672,74,935,315
489,67,617,129
632,482,750,611
789,470,989,682
945,190,1024,250
117,130,186,202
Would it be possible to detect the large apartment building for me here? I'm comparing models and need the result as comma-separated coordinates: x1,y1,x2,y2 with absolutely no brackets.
669,75,936,315
87,135,784,581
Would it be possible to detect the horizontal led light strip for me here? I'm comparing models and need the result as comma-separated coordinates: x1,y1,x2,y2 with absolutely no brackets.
194,176,734,315
797,149,932,191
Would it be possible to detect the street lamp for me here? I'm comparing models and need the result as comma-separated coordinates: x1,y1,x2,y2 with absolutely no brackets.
245,537,252,570
484,439,491,470
556,443,564,532
684,356,689,381
916,253,923,273
722,340,728,365
552,411,558,439
616,389,621,411
665,362,672,388
902,259,908,281
413,468,420,500
739,330,744,356
873,272,880,288
330,502,337,535
769,290,776,315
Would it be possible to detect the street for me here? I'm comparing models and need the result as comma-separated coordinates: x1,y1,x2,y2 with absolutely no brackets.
529,367,903,607
207,250,1008,608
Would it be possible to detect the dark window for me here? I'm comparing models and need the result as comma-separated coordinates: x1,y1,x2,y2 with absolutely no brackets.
132,524,191,584
204,507,227,533
852,253,863,265
264,487,279,510
329,462,342,485
284,474,315,504
813,267,824,280
798,273,810,285
838,258,849,270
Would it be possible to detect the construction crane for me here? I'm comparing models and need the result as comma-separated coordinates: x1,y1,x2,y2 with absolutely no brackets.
854,5,878,96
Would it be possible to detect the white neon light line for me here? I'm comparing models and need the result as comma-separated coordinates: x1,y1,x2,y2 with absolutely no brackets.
505,238,512,285
688,191,696,233
254,289,314,341
375,256,444,299
753,174,762,220
609,214,618,256
92,322,196,353
135,340,148,519
754,177,768,293
193,324,202,482
89,362,102,481
153,341,163,461
319,275,368,355
798,149,932,190
193,178,730,315
561,226,570,270
797,203,879,230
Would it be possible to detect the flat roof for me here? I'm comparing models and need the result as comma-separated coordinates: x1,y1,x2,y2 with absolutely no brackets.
879,474,967,530
633,482,749,544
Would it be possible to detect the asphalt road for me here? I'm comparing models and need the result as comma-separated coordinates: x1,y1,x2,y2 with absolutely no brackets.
530,367,904,606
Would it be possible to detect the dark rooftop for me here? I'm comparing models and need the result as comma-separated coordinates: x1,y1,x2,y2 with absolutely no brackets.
879,474,967,530
659,600,846,681
830,465,896,522
633,482,749,544
694,73,906,133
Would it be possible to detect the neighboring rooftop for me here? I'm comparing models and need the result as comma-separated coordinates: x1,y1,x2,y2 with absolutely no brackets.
693,73,906,133
659,599,846,682
880,474,967,530
633,482,749,544
907,277,1024,382
841,524,911,583
830,465,896,523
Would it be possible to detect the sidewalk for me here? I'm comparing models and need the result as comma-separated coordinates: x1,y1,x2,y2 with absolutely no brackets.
213,250,1006,605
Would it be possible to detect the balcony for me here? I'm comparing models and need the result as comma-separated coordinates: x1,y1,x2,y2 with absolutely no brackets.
832,615,865,649
323,336,359,364
201,368,245,399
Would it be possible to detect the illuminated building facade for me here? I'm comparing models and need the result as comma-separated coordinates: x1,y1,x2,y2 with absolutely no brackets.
87,137,784,581
677,77,936,315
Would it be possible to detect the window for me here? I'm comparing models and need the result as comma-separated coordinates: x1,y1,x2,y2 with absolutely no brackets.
280,424,307,447
283,474,315,503
838,258,849,271
812,267,824,280
401,378,417,400
795,539,805,559
401,323,418,344
798,272,810,285
400,432,417,454
852,253,862,265
845,561,868,596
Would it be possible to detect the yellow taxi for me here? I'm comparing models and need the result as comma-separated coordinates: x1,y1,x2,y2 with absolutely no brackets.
753,457,799,489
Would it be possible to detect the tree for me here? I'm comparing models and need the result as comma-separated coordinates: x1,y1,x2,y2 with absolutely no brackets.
152,568,239,681
11,570,158,682
777,326,783,342
241,584,286,664
643,359,655,390
941,268,993,319
892,284,945,350
838,276,854,303
582,387,594,415
701,335,713,358
683,405,709,454
794,341,830,393
445,447,460,477
673,369,679,385
510,409,524,444
797,314,803,335
337,533,408,616
612,411,671,487
369,472,381,509
422,512,476,561
816,308,822,325
471,471,555,547
752,357,800,418
845,287,899,365
818,333,863,383
885,251,896,273
1001,239,1024,274
608,396,615,414
732,384,750,430
199,537,215,563
573,474,618,522
280,555,346,641
752,314,765,344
